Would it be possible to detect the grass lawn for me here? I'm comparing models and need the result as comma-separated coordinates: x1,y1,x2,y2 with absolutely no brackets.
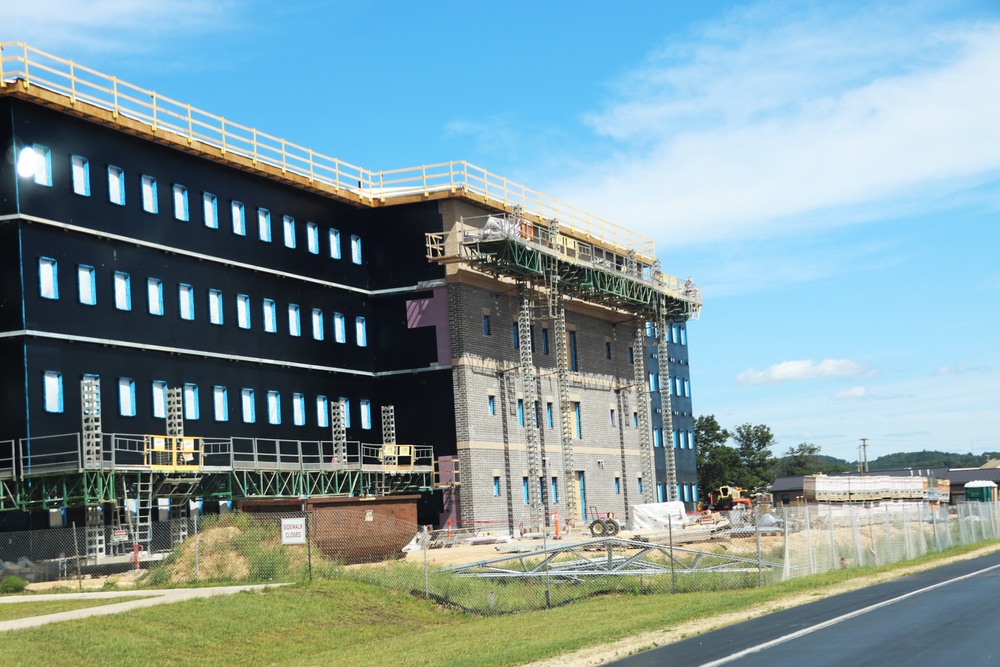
0,597,151,622
0,543,991,667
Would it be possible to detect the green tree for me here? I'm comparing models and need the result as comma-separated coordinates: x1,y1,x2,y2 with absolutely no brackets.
732,423,778,491
694,415,745,494
773,442,850,477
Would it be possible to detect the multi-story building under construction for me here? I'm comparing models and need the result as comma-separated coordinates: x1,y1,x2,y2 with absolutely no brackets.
0,43,701,544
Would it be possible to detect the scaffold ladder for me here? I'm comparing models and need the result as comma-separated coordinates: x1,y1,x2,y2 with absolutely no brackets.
656,300,677,501
134,472,153,549
81,377,101,469
166,387,184,438
554,288,577,522
382,405,396,445
331,399,347,463
634,321,656,504
171,498,189,547
519,285,542,531
84,505,105,564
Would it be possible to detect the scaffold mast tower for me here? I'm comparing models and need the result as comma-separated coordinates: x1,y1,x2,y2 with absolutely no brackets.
426,210,702,511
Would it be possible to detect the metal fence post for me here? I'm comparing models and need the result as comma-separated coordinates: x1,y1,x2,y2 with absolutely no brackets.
194,511,199,583
668,512,676,593
71,521,82,591
755,504,764,587
305,510,313,582
543,524,551,607
422,525,429,598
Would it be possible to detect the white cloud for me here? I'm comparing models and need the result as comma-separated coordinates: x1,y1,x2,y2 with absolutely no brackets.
937,363,995,375
833,386,869,400
2,0,235,54
548,2,1000,248
736,359,870,385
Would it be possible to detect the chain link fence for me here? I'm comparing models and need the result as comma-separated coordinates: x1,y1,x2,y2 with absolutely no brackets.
2,502,998,613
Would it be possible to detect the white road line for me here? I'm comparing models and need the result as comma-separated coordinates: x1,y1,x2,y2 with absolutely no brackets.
699,562,1000,667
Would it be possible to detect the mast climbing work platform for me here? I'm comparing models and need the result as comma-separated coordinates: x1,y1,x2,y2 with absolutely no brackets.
426,212,702,508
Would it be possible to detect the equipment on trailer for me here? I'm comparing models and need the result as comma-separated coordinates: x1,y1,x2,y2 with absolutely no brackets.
706,486,752,512
588,507,620,537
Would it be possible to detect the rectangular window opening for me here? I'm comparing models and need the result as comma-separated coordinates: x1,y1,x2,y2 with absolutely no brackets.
39,257,58,300
293,392,306,426
241,388,256,423
213,386,228,422
334,312,346,343
114,272,131,311
203,193,218,229
360,399,372,429
329,228,341,259
77,265,96,306
306,222,319,254
108,165,125,205
283,215,296,249
208,289,223,325
351,235,362,264
569,331,578,372
237,294,251,329
178,284,195,321
141,175,158,214
263,299,277,333
316,396,329,428
288,304,301,337
258,208,272,242
152,380,167,419
43,371,64,413
311,308,324,340
267,390,281,424
32,145,52,186
231,201,245,235
172,185,189,221
183,383,200,420
355,316,367,347
71,155,90,196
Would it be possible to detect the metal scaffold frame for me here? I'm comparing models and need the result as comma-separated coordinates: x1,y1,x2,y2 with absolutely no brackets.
426,211,700,511
518,284,543,531
444,536,781,579
656,300,677,502
633,323,657,504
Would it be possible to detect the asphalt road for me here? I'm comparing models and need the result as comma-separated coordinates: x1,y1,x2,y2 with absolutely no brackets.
606,550,1000,667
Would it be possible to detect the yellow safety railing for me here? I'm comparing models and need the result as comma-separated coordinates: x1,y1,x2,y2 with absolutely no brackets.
145,435,199,471
0,41,656,258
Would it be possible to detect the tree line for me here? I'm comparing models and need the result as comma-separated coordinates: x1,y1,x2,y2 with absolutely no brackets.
694,414,1000,496
694,415,851,495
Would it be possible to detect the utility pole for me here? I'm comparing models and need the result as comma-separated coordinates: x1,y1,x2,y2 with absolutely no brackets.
860,438,869,475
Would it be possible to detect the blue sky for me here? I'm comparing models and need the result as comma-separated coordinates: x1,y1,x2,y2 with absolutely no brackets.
4,0,999,463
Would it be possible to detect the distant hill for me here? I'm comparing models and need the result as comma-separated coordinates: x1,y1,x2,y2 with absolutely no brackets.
773,451,1000,478
866,450,1000,472
816,454,853,470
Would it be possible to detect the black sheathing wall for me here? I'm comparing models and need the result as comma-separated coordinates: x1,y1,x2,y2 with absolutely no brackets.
2,97,455,458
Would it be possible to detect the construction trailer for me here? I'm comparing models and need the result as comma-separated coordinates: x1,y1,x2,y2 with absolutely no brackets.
0,42,701,548
801,475,951,504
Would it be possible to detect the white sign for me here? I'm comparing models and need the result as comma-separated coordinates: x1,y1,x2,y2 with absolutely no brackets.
281,517,306,545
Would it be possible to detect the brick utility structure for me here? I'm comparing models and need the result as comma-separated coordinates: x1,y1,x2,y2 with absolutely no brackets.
0,43,701,544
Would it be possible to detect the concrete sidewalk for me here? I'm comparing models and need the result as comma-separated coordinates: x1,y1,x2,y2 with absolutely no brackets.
0,584,287,632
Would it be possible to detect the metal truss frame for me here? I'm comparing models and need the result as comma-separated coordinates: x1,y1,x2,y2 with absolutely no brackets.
444,536,781,579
